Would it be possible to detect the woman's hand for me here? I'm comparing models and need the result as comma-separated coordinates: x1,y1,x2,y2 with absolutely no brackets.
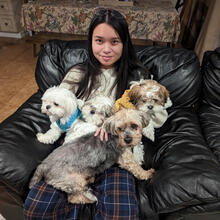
94,127,108,141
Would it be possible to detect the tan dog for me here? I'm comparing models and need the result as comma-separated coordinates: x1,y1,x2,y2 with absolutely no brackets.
30,108,155,205
103,108,155,180
129,79,172,141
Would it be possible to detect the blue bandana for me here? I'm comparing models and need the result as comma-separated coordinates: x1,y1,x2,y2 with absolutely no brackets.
56,108,81,132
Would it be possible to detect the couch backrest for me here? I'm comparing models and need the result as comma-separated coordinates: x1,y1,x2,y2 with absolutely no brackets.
137,46,201,108
35,40,201,108
201,47,220,109
35,40,88,93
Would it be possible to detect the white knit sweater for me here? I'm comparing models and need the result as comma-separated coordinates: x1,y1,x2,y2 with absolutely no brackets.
59,67,117,101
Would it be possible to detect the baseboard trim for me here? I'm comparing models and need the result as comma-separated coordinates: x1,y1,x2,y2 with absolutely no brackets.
0,31,26,39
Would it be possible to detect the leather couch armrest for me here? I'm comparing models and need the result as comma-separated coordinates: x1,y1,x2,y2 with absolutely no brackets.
145,109,220,213
0,92,55,196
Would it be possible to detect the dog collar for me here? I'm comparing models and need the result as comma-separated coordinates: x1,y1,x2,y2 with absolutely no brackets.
56,108,81,132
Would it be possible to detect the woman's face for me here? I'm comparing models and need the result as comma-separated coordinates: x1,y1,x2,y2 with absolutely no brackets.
92,23,123,69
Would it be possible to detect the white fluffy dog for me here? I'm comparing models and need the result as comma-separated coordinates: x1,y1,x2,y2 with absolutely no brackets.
129,79,172,141
0,213,6,220
37,86,83,144
37,86,113,145
64,95,113,143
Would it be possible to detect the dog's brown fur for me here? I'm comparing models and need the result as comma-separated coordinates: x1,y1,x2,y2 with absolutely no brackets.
103,108,155,180
70,108,155,203
129,79,169,109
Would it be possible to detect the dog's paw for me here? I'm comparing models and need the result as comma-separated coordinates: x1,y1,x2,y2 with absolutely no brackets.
36,133,55,144
83,190,97,202
141,168,155,180
68,193,97,204
36,133,44,141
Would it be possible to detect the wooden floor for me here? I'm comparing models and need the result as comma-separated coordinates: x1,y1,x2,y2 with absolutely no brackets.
0,38,38,122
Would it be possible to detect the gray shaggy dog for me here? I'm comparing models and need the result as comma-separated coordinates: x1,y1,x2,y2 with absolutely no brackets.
29,108,154,204
30,133,121,204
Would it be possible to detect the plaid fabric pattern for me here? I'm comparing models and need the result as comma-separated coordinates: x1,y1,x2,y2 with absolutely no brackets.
24,167,139,220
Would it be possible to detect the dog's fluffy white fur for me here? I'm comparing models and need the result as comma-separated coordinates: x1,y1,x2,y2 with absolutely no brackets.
129,79,172,141
37,87,113,145
0,213,6,220
37,86,84,144
133,142,145,165
65,95,113,143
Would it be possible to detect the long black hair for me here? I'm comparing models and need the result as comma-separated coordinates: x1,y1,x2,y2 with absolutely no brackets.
76,8,149,100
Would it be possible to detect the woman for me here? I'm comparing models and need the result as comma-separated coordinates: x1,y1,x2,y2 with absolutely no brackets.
24,8,150,220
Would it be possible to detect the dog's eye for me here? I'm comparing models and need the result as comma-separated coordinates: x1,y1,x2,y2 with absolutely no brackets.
117,127,123,132
131,123,138,130
142,99,146,103
54,102,59,106
153,99,158,102
90,110,95,114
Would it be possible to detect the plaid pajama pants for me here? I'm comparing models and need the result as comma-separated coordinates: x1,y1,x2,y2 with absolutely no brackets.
24,166,139,220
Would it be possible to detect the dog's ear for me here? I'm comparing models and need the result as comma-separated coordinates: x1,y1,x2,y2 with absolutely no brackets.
104,105,113,118
65,97,77,115
164,96,172,109
139,111,150,128
102,116,117,135
160,85,170,102
160,85,172,108
128,85,140,104
77,99,84,110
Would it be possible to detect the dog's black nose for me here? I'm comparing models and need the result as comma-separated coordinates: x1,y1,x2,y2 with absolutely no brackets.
90,110,95,114
148,105,153,110
46,105,51,110
124,136,132,144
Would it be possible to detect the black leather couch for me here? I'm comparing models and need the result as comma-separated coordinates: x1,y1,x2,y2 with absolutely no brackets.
0,40,220,220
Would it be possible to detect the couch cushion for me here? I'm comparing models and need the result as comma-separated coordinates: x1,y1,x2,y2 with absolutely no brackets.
200,47,220,110
164,201,220,219
199,47,220,162
141,108,220,213
199,106,220,161
35,40,88,93
0,92,56,195
137,47,201,108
